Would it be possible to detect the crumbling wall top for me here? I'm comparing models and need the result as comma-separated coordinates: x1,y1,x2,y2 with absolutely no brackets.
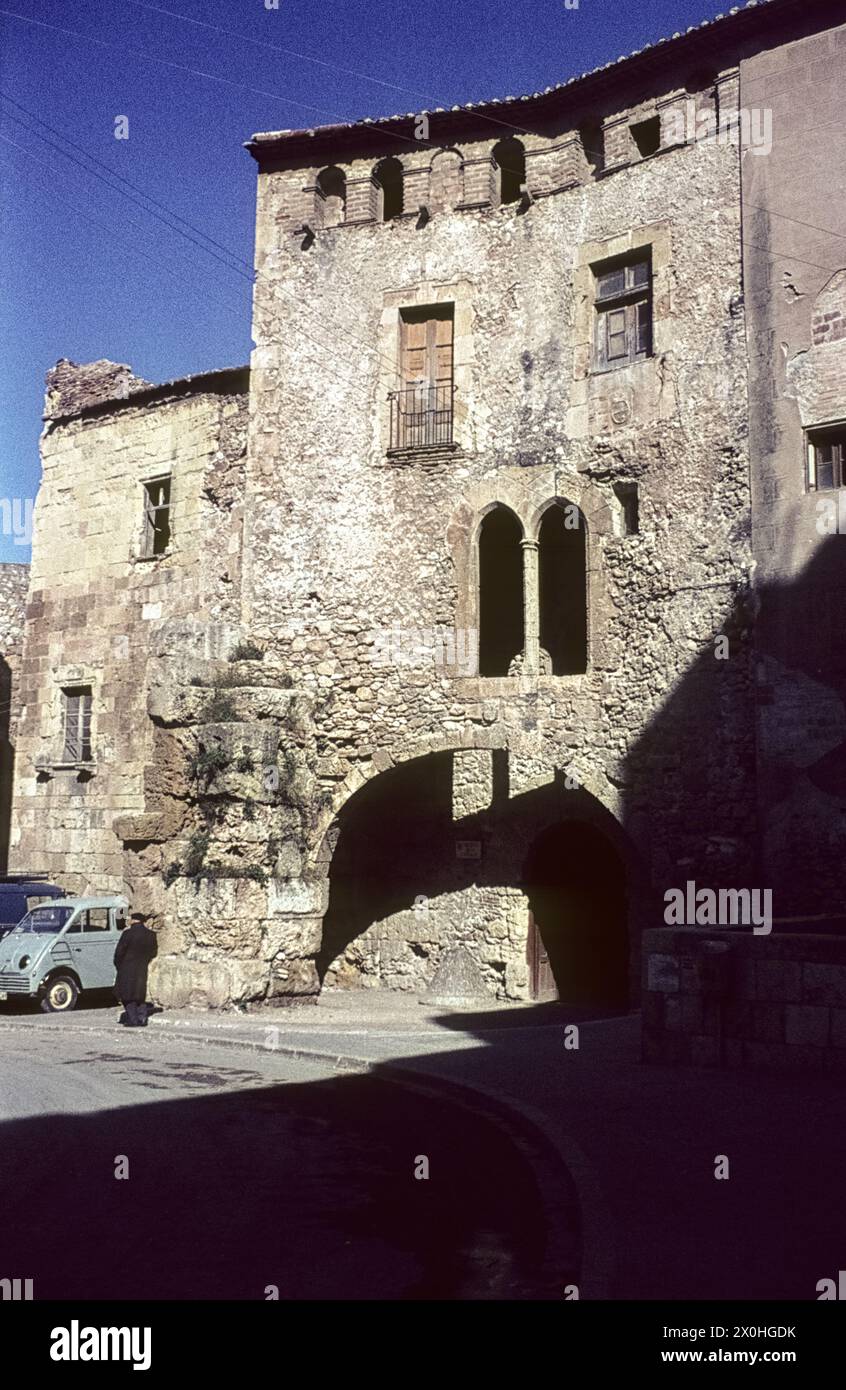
43,359,250,424
44,358,152,422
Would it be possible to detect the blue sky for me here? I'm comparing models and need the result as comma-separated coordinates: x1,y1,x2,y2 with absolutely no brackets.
0,0,730,561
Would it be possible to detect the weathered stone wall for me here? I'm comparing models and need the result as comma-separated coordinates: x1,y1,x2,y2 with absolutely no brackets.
0,562,29,872
741,18,846,920
643,926,846,1071
244,66,756,997
0,563,28,726
10,365,249,911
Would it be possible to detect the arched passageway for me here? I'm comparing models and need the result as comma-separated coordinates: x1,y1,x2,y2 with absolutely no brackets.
317,753,456,988
523,821,628,1010
317,751,634,1010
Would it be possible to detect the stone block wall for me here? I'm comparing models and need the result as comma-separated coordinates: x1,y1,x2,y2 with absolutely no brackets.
0,562,29,871
642,927,846,1071
10,365,249,903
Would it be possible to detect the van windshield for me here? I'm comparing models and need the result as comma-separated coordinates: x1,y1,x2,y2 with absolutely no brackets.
13,906,74,934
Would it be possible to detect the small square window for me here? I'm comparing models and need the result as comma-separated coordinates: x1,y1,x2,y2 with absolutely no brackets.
807,427,846,491
631,116,661,158
579,122,604,176
143,476,171,557
62,686,92,762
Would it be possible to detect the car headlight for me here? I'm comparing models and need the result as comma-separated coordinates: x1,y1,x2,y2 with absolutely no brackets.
18,955,30,969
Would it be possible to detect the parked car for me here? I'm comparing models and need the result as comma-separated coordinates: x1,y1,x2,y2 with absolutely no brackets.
0,896,129,1013
0,877,65,942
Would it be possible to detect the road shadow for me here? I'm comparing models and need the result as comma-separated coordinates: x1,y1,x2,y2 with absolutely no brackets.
0,1040,577,1302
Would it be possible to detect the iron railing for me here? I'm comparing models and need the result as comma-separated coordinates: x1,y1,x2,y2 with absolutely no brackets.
388,384,454,450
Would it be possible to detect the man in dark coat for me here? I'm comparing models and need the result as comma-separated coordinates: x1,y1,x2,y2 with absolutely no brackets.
114,912,158,1027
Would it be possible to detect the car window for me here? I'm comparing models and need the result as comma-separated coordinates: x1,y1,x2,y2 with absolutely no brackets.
14,906,74,934
81,908,110,932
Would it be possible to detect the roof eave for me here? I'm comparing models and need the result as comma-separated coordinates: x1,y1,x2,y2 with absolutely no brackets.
245,0,811,167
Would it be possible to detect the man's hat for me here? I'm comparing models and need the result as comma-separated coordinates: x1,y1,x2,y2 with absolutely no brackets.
130,911,147,923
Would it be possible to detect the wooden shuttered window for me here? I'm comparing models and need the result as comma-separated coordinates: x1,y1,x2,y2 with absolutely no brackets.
594,258,651,368
62,686,92,763
391,307,455,449
400,308,454,391
391,307,455,447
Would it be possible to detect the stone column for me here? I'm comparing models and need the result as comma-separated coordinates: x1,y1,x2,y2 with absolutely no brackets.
458,155,495,210
527,137,582,195
452,749,494,818
403,164,429,215
601,116,633,171
659,94,695,150
521,539,539,674
345,175,378,225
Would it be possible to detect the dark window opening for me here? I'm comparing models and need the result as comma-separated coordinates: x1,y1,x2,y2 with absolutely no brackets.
374,157,404,221
630,116,661,158
316,165,346,227
62,686,92,763
594,254,652,369
579,121,604,175
390,305,454,449
479,507,524,676
143,476,171,556
539,505,587,675
807,427,846,491
685,69,717,95
614,482,639,536
492,138,526,205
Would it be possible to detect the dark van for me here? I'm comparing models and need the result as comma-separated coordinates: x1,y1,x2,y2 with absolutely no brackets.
0,877,65,942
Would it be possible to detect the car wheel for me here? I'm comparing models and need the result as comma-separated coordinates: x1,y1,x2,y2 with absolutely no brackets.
40,975,79,1013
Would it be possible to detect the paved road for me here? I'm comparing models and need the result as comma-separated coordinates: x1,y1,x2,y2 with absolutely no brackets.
0,1018,571,1301
4,990,846,1301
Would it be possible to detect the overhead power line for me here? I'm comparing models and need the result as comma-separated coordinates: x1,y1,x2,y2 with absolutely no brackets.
0,96,408,395
0,5,445,153
122,0,543,144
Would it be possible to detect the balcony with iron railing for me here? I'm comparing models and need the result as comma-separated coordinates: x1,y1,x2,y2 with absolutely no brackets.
388,383,455,452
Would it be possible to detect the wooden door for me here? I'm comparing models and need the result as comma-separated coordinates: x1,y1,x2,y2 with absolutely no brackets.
527,910,558,1002
400,310,453,391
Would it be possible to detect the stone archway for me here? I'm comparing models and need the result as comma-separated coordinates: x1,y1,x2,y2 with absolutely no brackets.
312,742,639,1005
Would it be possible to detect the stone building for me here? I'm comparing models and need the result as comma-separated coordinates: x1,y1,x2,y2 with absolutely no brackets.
7,0,846,1019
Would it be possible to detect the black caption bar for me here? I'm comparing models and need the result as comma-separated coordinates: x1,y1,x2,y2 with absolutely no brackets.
4,1300,843,1375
